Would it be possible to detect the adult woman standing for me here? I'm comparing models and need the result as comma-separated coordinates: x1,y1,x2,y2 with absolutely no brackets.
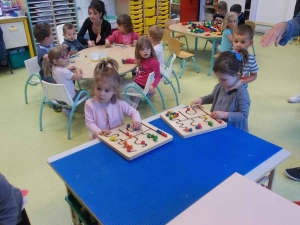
77,0,111,47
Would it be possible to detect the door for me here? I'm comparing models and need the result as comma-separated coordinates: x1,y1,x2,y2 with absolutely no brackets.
180,0,200,22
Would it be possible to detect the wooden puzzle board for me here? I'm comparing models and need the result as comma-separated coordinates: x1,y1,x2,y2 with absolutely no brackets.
98,122,173,160
160,106,227,138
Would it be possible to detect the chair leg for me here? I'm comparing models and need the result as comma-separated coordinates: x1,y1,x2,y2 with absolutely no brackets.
156,86,166,109
24,80,30,104
39,96,46,131
179,59,186,78
6,56,13,74
191,57,200,73
24,74,41,104
144,97,157,115
77,80,81,90
183,36,189,50
252,44,256,57
172,70,181,93
203,40,208,51
166,55,172,66
162,75,179,106
179,59,183,68
68,107,76,140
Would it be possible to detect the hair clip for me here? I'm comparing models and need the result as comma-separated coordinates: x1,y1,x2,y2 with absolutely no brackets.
230,50,242,62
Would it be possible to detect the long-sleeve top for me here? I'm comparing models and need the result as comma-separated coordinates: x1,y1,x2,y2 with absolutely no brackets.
77,18,111,46
134,57,161,88
0,174,23,225
61,39,85,52
85,98,141,140
218,28,233,52
106,30,139,44
280,12,300,45
201,83,250,132
238,12,245,26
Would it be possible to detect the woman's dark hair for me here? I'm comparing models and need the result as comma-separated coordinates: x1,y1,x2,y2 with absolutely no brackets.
213,49,249,77
89,0,107,19
117,14,134,34
92,58,120,103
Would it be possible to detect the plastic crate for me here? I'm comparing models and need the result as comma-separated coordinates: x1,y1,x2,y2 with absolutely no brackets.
144,26,149,34
145,8,156,17
158,10,169,15
158,1,169,6
130,5,142,10
158,5,169,11
132,18,143,24
133,23,144,29
145,16,157,26
130,0,142,5
145,0,156,8
158,18,168,24
8,48,30,69
158,24,165,28
134,27,143,33
158,14,169,20
130,9,143,15
130,14,142,20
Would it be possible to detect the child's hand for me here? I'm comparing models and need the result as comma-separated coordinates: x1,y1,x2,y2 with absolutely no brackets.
122,58,136,64
62,44,68,49
105,39,111,48
190,98,203,107
75,68,82,74
67,65,77,70
148,85,155,96
96,34,101,43
88,40,95,48
132,121,141,130
99,129,110,136
132,40,137,46
70,49,78,55
43,54,49,62
210,111,228,119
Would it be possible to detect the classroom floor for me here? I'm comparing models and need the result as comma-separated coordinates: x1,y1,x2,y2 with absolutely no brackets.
0,33,299,224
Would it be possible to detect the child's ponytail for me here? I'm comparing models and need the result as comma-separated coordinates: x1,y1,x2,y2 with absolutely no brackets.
42,57,52,77
93,58,119,77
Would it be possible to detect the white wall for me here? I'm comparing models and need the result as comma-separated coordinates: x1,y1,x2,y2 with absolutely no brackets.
224,0,245,12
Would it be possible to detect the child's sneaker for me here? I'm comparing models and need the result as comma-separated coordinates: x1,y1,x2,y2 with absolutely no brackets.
62,109,71,118
53,105,62,112
288,93,300,103
285,167,300,181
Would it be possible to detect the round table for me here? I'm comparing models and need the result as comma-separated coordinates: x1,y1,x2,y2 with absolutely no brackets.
169,23,222,74
72,45,136,79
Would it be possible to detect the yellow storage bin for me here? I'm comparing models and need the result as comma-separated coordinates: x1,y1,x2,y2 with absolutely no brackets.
144,26,149,34
130,14,142,20
159,24,165,28
158,10,169,15
158,1,169,6
144,0,156,8
130,9,143,15
137,31,143,36
130,5,142,10
158,5,169,11
145,16,157,26
145,8,156,17
158,14,169,20
130,0,142,5
132,18,143,24
158,18,168,24
134,27,143,33
134,23,144,29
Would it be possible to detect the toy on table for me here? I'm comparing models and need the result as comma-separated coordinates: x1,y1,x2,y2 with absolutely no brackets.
98,122,173,160
160,106,226,138
187,22,222,35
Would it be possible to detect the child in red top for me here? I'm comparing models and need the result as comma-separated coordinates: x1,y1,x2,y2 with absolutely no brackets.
105,14,139,47
121,37,161,108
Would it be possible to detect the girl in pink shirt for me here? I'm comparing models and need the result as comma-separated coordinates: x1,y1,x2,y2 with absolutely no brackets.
121,37,161,108
84,58,142,140
105,14,139,47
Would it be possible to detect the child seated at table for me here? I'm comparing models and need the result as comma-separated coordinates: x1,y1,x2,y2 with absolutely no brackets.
105,14,139,47
43,46,83,118
190,50,250,132
230,4,245,26
121,37,161,109
61,23,85,55
148,25,165,74
233,24,258,87
213,1,227,23
85,58,141,140
218,12,238,52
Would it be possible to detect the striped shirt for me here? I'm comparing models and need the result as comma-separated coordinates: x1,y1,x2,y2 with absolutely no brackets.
242,54,258,87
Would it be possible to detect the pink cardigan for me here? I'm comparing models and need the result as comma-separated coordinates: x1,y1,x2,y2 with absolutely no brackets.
106,30,139,44
85,98,141,140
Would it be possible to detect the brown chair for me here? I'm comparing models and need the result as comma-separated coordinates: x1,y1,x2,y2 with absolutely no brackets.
162,29,185,49
165,19,189,49
245,20,256,56
166,37,199,78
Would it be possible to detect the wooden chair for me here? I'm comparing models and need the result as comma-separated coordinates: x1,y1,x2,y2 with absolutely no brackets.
24,57,41,104
165,19,189,50
123,72,165,115
166,37,199,78
39,81,90,139
245,20,256,57
163,29,185,50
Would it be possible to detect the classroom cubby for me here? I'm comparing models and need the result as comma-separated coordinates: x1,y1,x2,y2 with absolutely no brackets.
115,0,170,36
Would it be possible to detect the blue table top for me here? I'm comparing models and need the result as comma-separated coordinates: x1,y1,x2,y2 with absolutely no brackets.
50,118,282,225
